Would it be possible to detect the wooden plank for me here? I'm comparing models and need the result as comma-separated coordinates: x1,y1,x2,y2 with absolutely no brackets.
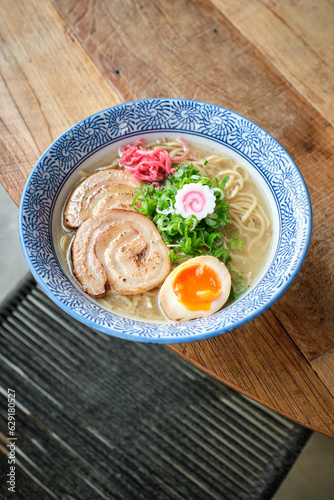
211,0,334,125
0,0,121,206
53,0,297,133
54,0,334,401
312,350,334,399
169,308,334,436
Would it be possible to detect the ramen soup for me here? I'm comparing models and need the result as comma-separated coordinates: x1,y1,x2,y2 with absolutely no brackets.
60,138,272,322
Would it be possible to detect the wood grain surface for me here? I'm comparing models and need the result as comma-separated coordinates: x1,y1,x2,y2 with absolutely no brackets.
0,0,120,205
1,0,334,435
212,0,334,125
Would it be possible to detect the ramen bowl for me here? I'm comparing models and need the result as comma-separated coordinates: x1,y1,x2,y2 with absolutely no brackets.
19,98,312,343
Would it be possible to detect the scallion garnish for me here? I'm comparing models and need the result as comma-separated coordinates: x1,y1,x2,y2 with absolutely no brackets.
132,163,246,298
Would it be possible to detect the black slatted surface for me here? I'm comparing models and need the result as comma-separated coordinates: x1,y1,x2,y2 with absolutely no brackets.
0,275,311,500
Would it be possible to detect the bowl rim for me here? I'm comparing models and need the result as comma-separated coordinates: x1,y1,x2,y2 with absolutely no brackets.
19,97,312,343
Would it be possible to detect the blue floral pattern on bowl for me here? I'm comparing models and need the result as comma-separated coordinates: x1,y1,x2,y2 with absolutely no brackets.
19,99,312,343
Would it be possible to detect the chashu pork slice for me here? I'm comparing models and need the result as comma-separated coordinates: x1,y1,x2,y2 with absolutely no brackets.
64,169,139,229
72,209,171,296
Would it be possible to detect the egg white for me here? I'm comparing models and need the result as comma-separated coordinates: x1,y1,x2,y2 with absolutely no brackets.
159,255,231,321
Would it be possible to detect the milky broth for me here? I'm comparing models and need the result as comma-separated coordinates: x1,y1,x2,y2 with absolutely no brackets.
59,139,273,322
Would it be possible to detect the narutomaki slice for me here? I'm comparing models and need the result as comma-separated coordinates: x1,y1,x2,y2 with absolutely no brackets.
72,209,171,296
64,169,139,229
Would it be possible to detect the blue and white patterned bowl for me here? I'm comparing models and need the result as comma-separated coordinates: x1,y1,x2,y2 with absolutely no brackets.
19,99,312,343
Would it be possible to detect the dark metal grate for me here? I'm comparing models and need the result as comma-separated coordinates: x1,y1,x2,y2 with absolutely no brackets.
0,275,311,499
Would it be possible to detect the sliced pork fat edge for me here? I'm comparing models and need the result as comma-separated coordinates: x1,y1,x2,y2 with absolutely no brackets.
64,169,139,229
72,209,171,296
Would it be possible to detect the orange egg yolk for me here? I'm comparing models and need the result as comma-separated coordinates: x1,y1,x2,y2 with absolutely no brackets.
172,264,222,311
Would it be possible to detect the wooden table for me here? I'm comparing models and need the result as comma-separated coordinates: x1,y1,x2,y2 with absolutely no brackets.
1,0,334,437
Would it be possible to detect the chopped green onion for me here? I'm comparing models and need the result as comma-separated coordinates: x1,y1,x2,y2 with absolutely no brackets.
132,163,245,299
229,270,248,300
230,229,244,249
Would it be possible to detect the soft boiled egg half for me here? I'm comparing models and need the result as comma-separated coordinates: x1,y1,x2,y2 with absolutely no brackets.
159,255,232,321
